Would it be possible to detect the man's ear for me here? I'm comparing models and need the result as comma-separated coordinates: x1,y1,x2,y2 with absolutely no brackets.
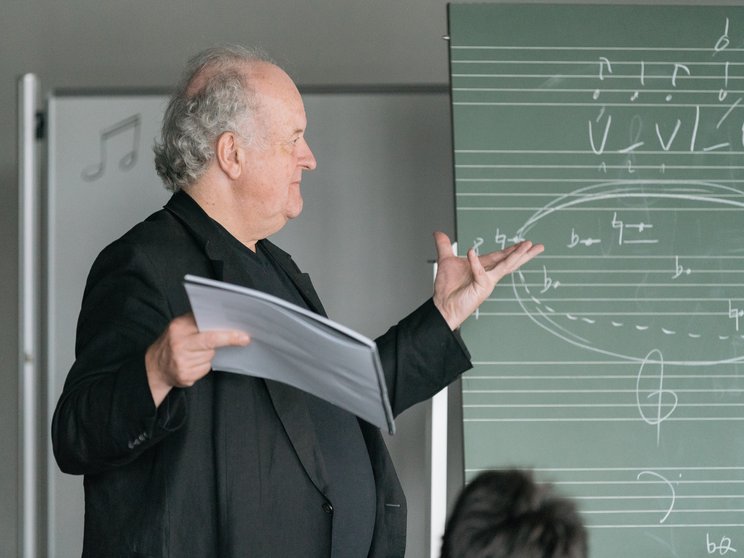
215,131,242,180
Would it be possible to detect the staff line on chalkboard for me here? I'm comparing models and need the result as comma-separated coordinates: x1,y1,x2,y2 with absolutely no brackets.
455,150,744,156
467,380,742,385
465,373,744,379
465,418,744,423
469,466,744,473
457,192,744,198
457,163,744,170
589,523,744,529
490,283,744,287
585,509,744,515
452,73,744,81
586,519,744,528
466,376,743,381
464,406,744,413
452,79,744,88
464,403,744,408
458,205,744,210
572,494,744,504
453,101,742,108
559,479,744,486
456,178,744,183
476,312,744,317
467,392,744,396
488,299,744,304
452,90,744,99
520,273,744,277
463,366,742,370
540,499,743,508
454,87,744,93
451,45,744,52
456,164,744,170
466,379,741,384
467,370,744,376
453,70,744,79
452,59,744,67
457,194,744,199
466,378,743,384
512,255,744,259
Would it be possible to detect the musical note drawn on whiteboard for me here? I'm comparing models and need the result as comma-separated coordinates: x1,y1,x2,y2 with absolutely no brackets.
81,114,141,181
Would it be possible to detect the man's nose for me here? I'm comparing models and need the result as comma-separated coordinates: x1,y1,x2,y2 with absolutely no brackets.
300,138,317,170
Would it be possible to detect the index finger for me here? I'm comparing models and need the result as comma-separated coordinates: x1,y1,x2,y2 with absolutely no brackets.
479,240,532,269
502,242,544,271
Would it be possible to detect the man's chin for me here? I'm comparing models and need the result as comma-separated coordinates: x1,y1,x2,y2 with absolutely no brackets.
286,200,303,220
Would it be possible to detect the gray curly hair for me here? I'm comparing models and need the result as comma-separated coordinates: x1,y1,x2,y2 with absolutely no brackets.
154,45,274,192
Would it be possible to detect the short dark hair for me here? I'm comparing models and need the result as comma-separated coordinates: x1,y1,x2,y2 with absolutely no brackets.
440,469,588,558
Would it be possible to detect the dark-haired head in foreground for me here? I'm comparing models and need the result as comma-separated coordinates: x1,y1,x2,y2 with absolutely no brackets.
441,469,588,558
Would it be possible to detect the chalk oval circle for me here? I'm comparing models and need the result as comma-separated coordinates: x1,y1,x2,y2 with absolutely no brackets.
512,180,744,365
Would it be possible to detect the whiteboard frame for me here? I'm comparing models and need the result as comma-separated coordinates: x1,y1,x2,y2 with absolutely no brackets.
35,84,460,558
18,73,41,558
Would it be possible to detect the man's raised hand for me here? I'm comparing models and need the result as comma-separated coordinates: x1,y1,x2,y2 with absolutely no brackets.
432,231,544,330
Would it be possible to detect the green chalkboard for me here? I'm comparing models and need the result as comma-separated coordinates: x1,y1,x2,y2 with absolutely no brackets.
450,4,744,557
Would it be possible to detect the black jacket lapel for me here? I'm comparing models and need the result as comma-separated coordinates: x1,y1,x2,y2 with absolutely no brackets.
163,191,330,497
260,240,327,317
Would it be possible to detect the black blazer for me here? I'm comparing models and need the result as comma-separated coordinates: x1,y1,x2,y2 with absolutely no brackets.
52,191,472,558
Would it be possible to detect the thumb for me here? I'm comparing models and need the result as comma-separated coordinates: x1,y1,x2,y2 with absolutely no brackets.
199,330,251,350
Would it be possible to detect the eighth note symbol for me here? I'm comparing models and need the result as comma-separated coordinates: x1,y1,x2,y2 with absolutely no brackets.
82,114,141,181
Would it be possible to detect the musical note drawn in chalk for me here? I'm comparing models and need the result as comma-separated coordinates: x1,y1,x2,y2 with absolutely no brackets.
714,17,730,53
672,256,691,279
728,300,743,331
636,349,678,446
81,114,141,181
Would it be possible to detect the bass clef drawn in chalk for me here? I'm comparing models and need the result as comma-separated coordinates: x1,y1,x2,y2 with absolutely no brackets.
637,470,676,524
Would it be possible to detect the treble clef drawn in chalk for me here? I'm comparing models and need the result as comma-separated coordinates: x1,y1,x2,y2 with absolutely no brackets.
81,114,141,181
637,470,676,524
636,349,678,445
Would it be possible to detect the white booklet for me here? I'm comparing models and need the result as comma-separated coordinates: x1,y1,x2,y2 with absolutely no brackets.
183,274,395,434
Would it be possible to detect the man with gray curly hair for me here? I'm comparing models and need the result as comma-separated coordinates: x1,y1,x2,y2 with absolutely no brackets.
52,45,543,557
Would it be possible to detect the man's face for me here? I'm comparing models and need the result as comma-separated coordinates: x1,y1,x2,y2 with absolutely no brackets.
235,64,317,238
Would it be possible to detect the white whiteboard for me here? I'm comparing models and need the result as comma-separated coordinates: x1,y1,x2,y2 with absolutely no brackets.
42,88,455,558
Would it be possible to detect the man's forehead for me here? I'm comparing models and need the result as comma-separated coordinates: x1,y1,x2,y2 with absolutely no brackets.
251,69,306,117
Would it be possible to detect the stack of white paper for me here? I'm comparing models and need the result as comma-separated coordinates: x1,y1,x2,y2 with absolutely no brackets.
183,274,395,434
